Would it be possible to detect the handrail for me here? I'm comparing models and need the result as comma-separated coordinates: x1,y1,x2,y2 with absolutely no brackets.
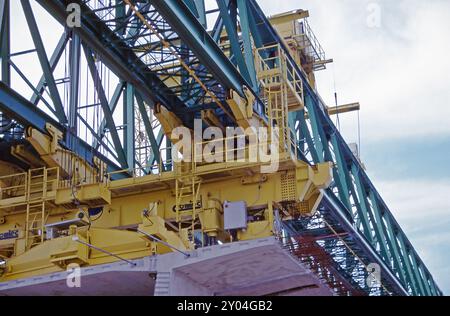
0,167,59,205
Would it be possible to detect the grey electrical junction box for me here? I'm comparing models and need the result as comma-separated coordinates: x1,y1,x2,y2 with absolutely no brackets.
224,201,248,230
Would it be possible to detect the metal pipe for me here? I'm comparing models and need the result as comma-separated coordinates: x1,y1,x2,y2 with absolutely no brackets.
72,236,137,266
136,229,191,258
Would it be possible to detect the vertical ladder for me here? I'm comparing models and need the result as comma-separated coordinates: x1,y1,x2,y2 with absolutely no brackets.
25,201,46,248
267,85,290,152
25,168,48,249
175,175,201,228
256,44,304,157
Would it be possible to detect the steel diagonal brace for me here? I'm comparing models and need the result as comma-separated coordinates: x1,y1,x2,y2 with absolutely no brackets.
246,0,441,293
36,0,190,127
124,0,235,121
21,0,67,123
149,0,249,97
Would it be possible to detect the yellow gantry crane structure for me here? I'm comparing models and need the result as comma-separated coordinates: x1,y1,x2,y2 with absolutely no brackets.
0,0,442,296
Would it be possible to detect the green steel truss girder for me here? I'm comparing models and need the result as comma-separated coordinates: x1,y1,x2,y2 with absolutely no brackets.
297,110,320,163
21,0,67,124
330,133,352,212
236,0,258,91
7,60,57,118
0,81,126,177
91,3,148,154
377,205,408,289
304,94,325,163
307,73,440,297
68,34,80,135
351,164,376,245
135,92,163,171
0,0,10,86
76,113,119,160
124,83,135,171
413,256,432,296
217,0,257,90
0,0,240,171
147,129,164,171
395,229,423,295
149,0,250,97
299,90,442,296
83,45,128,169
367,191,399,278
184,0,206,27
0,0,441,296
114,1,127,36
30,33,69,106
36,0,189,121
93,82,126,150
244,0,442,296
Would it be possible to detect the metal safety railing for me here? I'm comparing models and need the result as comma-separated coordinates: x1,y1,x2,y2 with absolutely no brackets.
294,19,326,64
107,146,175,181
0,167,59,249
255,44,305,162
255,44,304,108
0,171,28,206
0,167,59,208
106,131,293,181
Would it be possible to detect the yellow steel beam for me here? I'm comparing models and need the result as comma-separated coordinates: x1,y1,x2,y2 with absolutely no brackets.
154,103,185,142
304,103,361,120
269,10,310,25
328,103,361,116
0,145,332,281
314,59,334,67
201,109,225,131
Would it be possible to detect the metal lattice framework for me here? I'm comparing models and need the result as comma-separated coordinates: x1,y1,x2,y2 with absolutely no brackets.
0,0,443,296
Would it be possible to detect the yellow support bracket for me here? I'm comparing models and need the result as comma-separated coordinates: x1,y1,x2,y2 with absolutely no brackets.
139,214,191,253
226,88,260,130
269,9,310,25
295,162,333,216
55,183,111,209
154,103,185,142
201,109,225,131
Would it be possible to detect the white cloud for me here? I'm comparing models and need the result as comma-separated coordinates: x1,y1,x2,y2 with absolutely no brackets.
259,0,450,142
302,2,450,281
374,178,450,293
375,179,450,228
259,0,450,293
6,0,450,294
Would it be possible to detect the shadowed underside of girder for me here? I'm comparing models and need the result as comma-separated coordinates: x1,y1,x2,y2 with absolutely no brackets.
0,0,443,296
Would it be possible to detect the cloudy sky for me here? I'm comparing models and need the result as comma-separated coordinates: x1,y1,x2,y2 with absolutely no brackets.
6,0,449,295
258,0,450,294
